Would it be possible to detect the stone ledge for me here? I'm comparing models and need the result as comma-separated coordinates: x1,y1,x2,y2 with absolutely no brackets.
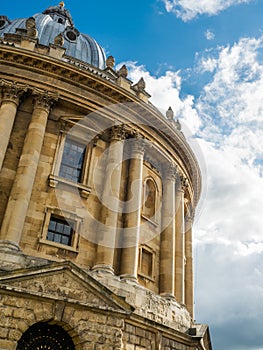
90,270,191,332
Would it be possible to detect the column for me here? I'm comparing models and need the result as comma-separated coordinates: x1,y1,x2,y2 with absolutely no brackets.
120,136,145,282
0,80,27,170
0,90,58,251
159,163,177,298
175,175,188,303
185,215,194,318
93,125,126,274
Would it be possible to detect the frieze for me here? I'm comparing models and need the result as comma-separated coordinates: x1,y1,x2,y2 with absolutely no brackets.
0,269,125,312
0,47,127,104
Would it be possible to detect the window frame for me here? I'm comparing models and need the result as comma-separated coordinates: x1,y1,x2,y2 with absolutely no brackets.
138,245,156,281
39,207,82,252
58,137,86,183
48,130,92,198
141,176,159,226
46,216,74,246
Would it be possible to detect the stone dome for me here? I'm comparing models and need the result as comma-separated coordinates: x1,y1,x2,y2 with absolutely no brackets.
0,3,106,69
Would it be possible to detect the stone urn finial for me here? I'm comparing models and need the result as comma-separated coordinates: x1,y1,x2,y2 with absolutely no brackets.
54,33,64,46
106,55,115,68
117,64,128,78
166,106,174,121
25,17,38,38
134,77,146,92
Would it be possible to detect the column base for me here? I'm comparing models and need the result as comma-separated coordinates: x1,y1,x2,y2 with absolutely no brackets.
160,292,177,301
0,240,25,270
91,264,115,275
120,274,138,284
0,240,20,252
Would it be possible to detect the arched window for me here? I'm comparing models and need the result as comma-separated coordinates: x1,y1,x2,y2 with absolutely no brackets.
143,178,157,220
16,322,75,350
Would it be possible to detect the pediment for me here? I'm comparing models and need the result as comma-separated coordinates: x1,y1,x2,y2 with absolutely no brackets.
0,261,132,314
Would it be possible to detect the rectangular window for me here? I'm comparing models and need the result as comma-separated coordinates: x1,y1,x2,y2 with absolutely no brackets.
141,248,153,277
59,138,86,183
46,216,74,246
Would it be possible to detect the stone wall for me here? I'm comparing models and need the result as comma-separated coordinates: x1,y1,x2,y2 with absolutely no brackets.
0,291,125,350
123,323,155,349
161,337,192,350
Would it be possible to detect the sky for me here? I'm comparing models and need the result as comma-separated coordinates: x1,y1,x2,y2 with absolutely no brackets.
1,1,263,349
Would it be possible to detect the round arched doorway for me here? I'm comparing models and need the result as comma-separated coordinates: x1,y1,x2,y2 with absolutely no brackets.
16,322,75,350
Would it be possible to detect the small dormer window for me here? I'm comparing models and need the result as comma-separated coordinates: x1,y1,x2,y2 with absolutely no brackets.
0,16,10,30
66,30,77,41
57,17,64,24
0,20,5,28
63,27,79,43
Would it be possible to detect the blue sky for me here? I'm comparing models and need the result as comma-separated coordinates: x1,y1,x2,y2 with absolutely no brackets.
2,1,263,350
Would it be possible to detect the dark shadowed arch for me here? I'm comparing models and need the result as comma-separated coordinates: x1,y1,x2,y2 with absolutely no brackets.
16,322,75,350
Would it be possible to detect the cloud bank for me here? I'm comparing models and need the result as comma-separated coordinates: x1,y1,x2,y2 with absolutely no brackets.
123,34,263,350
163,0,253,21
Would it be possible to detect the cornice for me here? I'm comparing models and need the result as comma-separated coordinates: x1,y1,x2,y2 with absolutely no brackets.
0,44,130,104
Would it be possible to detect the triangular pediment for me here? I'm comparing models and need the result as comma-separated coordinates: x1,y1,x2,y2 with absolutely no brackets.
0,261,132,314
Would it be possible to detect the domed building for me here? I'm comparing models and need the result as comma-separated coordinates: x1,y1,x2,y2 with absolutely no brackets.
0,3,212,350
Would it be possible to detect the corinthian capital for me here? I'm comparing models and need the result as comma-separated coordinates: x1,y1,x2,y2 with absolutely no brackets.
132,134,146,155
162,162,178,181
1,80,28,106
32,90,59,112
111,124,126,141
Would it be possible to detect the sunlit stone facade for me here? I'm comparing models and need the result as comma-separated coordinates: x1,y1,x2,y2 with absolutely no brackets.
0,3,212,350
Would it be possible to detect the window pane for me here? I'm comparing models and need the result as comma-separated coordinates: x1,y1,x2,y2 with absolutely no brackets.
54,233,61,243
59,139,86,182
61,235,70,245
56,222,63,233
48,220,56,231
63,225,72,236
46,216,73,247
46,231,54,241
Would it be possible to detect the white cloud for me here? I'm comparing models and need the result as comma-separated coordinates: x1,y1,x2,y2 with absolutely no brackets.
124,33,263,349
205,29,215,41
163,0,253,21
196,37,263,175
121,61,201,135
198,55,218,73
194,36,263,349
